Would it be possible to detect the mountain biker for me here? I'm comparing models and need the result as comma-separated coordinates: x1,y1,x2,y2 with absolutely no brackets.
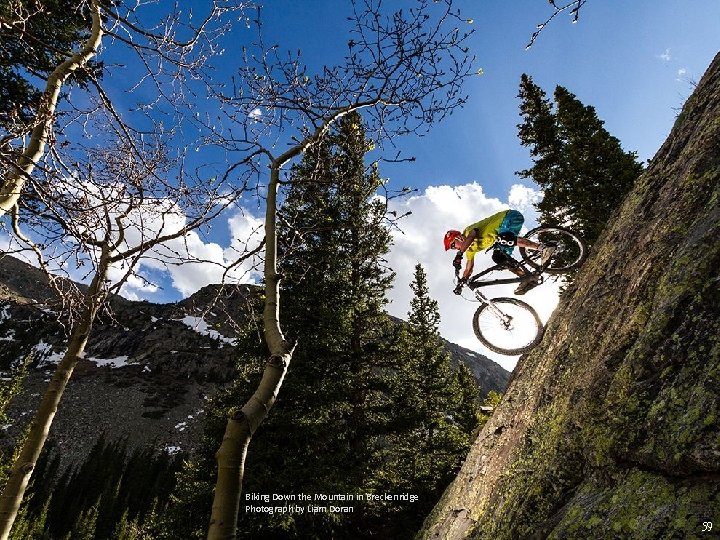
444,209,555,295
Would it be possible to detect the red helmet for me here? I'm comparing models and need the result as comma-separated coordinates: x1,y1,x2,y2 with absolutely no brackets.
444,230,461,251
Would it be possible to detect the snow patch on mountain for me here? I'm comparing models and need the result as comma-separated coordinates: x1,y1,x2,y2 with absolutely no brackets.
176,315,237,346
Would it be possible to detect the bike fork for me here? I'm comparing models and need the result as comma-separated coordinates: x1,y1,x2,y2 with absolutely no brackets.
475,292,513,326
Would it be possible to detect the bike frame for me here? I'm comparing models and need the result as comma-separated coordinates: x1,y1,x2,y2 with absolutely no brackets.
466,261,542,291
455,257,543,322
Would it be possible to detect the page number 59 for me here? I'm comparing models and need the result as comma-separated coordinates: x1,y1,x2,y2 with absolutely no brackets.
703,522,713,532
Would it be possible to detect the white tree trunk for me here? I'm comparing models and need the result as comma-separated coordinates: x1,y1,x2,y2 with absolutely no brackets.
0,0,103,216
0,251,110,540
207,163,293,540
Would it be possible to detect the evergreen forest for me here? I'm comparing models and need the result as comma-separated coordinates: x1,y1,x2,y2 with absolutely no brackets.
516,74,644,248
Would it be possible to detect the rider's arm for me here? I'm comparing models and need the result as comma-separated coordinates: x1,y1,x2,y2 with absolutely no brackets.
462,256,474,280
457,228,477,252
457,229,478,281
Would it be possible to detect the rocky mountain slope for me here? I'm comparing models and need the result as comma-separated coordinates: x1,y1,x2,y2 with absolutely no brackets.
0,255,508,467
419,52,720,539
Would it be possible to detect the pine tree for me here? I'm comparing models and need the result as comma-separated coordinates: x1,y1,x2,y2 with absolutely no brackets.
0,353,33,488
8,495,49,540
67,502,99,540
378,264,479,535
166,116,479,539
9,436,180,539
517,74,644,247
155,455,213,539
238,111,399,537
174,112,401,538
453,362,483,435
0,0,101,133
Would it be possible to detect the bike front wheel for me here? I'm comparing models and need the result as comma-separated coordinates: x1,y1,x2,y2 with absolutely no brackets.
472,297,544,355
519,226,587,274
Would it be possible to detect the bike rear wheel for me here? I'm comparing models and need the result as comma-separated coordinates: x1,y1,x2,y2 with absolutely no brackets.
519,226,587,274
472,297,544,355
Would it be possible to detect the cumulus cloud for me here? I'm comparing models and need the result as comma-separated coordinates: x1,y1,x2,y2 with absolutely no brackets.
223,211,265,280
658,48,671,61
122,208,265,299
508,184,543,217
61,199,264,300
0,232,33,265
112,180,554,370
385,182,559,371
3,197,265,302
107,267,159,301
114,181,556,371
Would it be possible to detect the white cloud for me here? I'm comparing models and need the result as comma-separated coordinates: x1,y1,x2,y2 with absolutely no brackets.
108,268,159,301
0,232,33,265
385,182,559,371
508,183,542,216
61,201,265,300
123,208,265,298
3,190,264,302
143,232,228,297
223,211,265,278
658,48,671,61
675,67,690,83
115,181,558,373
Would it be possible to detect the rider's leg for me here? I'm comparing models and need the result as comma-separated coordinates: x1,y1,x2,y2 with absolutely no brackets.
517,237,540,250
518,236,556,266
492,249,528,277
494,248,541,295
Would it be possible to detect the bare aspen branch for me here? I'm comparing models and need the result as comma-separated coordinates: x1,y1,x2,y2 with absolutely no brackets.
0,88,249,539
0,0,103,217
207,1,475,537
526,0,588,49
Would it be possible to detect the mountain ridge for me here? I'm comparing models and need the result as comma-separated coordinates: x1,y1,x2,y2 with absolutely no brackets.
0,254,509,467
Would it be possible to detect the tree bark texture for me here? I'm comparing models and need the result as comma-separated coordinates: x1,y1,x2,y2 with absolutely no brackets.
0,0,103,216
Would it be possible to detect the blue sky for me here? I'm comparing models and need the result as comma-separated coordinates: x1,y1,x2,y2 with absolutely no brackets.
251,1,720,198
403,0,719,196
204,0,719,369
5,1,719,370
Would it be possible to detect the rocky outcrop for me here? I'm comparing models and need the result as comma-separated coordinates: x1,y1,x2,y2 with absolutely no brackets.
420,52,720,539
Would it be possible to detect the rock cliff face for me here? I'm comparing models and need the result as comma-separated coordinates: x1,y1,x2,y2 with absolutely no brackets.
0,256,508,468
420,52,720,539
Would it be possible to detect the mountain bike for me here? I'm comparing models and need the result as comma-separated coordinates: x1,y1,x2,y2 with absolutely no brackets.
453,226,587,355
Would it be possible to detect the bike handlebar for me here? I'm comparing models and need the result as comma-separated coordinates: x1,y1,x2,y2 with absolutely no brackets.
453,265,466,295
